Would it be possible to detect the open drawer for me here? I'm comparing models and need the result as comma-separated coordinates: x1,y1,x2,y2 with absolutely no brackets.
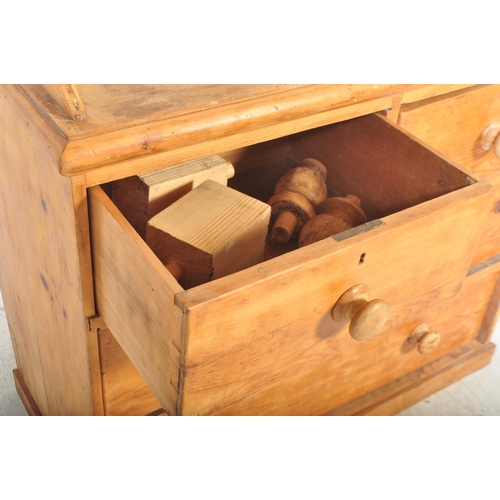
88,113,493,416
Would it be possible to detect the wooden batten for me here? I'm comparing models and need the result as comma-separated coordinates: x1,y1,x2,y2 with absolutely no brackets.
42,84,86,120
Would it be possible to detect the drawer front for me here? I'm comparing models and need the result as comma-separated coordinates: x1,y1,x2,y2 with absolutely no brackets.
178,190,490,415
213,267,500,415
398,85,500,179
89,114,493,416
472,170,500,266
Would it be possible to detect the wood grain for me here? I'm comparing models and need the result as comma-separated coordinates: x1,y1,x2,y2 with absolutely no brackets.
111,155,234,239
289,114,475,222
146,179,271,289
477,271,500,344
0,86,95,415
471,170,500,266
213,267,499,415
178,187,491,415
98,328,162,416
84,112,493,416
88,185,184,416
1,83,496,418
14,84,471,184
42,84,86,120
327,341,495,416
82,96,393,186
399,85,500,178
13,369,42,416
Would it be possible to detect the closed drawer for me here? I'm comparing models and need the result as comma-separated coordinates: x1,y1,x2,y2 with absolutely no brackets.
472,170,500,266
399,85,500,179
214,265,500,415
88,113,492,416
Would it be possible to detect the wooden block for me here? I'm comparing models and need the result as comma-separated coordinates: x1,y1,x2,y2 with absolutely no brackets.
146,179,271,289
112,155,235,238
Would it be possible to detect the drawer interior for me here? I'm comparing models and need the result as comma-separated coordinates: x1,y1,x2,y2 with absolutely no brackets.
109,113,476,288
225,113,472,223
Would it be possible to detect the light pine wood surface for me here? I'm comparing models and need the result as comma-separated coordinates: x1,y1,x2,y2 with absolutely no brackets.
1,288,499,415
1,84,499,416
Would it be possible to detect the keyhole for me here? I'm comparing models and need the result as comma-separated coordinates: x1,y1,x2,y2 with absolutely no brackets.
359,253,366,265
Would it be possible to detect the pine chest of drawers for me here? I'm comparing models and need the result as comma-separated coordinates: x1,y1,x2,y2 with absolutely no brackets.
1,84,498,415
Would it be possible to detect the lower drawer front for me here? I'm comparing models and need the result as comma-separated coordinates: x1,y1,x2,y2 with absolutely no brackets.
399,85,500,178
212,267,499,416
472,171,500,266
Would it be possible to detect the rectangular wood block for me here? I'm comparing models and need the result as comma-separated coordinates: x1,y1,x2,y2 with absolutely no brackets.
146,179,271,288
111,155,235,238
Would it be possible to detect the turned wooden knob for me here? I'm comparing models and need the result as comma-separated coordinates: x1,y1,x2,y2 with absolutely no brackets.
298,194,366,247
480,119,500,158
267,158,327,243
407,323,441,354
332,284,389,341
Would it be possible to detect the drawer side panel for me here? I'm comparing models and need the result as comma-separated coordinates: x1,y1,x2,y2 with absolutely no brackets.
89,186,183,415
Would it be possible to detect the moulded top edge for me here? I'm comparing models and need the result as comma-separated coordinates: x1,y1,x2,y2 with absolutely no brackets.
12,84,477,178
19,84,426,175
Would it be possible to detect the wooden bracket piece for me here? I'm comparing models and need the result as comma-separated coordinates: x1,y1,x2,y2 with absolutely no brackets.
42,84,87,120
385,93,403,123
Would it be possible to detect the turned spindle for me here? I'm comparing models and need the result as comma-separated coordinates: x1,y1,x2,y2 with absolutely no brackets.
267,158,327,244
298,194,366,247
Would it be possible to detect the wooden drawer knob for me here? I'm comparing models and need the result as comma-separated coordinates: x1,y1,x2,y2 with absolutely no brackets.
332,284,389,341
480,120,500,158
407,323,441,354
